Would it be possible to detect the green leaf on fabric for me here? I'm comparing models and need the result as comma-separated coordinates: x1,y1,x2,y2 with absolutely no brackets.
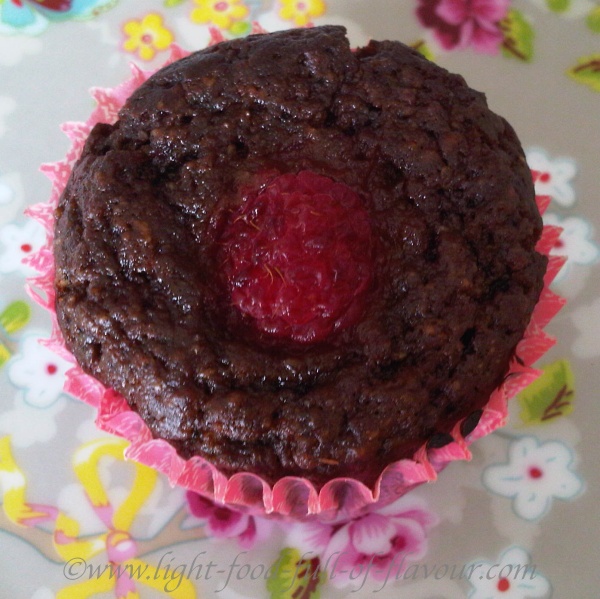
164,0,186,7
500,10,535,62
0,342,10,368
230,20,251,37
586,7,600,33
0,300,31,335
411,40,435,62
567,54,600,92
546,0,570,13
518,359,575,425
267,548,325,599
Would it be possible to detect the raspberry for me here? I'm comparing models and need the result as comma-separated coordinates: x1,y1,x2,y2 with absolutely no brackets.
220,171,373,343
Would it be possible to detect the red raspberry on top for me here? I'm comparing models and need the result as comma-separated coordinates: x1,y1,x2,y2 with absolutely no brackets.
220,171,373,343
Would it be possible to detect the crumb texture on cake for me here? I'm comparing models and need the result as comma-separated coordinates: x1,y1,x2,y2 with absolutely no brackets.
54,26,546,487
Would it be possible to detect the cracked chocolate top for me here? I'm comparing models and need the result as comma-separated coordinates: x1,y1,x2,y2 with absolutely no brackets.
54,26,546,487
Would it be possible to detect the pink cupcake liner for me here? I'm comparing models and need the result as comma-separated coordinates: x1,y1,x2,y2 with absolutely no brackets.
25,42,566,521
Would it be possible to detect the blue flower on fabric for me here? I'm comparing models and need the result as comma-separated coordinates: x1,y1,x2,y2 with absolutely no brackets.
483,436,583,521
0,0,118,35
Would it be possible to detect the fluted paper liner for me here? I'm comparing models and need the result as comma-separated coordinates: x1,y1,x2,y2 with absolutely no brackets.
25,43,566,520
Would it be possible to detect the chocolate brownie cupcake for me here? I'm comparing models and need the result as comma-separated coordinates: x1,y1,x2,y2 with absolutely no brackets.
53,26,546,488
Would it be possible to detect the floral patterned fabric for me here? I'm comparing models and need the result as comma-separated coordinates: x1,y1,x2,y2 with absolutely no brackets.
0,1,598,597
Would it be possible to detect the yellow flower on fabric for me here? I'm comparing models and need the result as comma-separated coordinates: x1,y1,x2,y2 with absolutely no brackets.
123,13,174,62
279,0,326,26
191,0,250,30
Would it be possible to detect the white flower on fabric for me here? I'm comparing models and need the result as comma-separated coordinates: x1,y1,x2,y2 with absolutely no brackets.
0,219,46,276
526,147,577,207
543,213,599,282
0,392,66,447
482,436,583,521
468,546,551,599
7,334,71,408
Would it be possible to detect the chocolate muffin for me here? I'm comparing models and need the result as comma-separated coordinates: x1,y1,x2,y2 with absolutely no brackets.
54,26,546,488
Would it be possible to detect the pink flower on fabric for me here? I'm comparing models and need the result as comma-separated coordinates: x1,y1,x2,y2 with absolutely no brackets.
416,0,510,54
186,492,269,548
326,511,430,587
288,498,436,589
